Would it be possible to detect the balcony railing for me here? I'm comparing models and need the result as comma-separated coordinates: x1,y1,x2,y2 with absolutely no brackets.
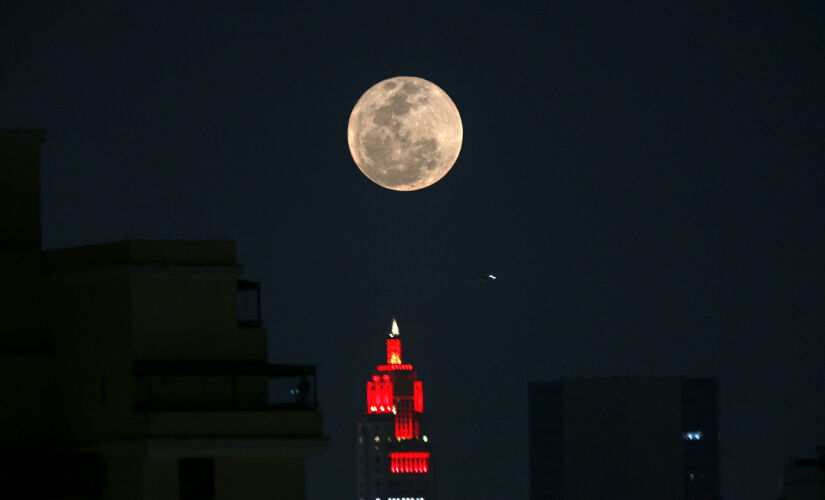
134,361,317,411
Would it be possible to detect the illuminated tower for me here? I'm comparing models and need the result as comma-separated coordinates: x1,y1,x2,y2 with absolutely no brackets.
357,318,435,500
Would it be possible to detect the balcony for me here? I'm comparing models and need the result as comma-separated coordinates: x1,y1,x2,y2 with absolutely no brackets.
129,361,326,457
134,361,317,412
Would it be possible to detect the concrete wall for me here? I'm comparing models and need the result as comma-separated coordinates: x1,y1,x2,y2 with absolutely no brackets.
128,266,259,360
102,455,180,500
0,353,56,447
0,252,51,445
45,267,138,444
101,455,309,500
143,457,180,500
146,409,323,438
0,251,45,350
43,240,265,362
0,132,52,448
0,130,43,251
42,241,266,443
215,457,306,500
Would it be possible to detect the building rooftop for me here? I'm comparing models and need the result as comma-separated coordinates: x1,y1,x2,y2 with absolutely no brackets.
43,240,238,270
0,130,46,145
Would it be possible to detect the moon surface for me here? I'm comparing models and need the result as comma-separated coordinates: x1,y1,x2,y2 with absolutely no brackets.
348,76,462,191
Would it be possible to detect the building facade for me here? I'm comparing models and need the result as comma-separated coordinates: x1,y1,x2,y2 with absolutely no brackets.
781,446,825,500
356,319,435,500
528,377,719,500
0,130,327,499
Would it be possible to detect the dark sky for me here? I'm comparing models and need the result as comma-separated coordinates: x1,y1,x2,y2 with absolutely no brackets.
2,2,824,498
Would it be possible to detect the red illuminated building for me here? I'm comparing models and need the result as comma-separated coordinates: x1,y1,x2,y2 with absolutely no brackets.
357,318,435,500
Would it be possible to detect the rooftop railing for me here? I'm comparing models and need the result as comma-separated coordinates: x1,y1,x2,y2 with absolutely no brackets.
134,361,317,411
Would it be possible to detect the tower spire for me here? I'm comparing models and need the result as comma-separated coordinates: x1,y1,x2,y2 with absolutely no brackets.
358,315,434,499
387,317,402,364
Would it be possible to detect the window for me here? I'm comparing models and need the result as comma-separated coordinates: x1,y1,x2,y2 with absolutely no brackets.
389,452,430,473
179,458,214,500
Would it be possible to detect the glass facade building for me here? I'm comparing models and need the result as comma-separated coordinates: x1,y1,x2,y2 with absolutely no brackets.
528,377,719,500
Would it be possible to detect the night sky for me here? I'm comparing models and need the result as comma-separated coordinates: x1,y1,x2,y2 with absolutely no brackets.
2,2,824,499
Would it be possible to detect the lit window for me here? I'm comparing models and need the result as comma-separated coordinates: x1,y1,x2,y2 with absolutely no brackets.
387,338,402,364
389,452,430,474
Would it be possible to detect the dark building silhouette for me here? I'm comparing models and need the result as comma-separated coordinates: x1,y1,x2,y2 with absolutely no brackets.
781,446,825,500
0,130,327,499
528,377,719,500
356,318,435,500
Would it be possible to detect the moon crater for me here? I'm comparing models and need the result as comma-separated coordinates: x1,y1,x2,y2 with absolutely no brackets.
348,76,462,191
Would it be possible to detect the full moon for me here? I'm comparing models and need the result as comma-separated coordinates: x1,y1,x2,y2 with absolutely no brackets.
348,76,462,191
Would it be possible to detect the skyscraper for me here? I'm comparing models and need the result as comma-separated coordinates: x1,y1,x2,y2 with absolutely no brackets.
528,377,719,500
357,319,435,500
